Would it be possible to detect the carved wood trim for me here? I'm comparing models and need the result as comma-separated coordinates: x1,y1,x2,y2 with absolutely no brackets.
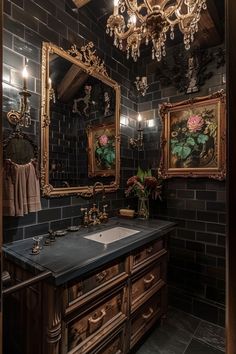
43,284,62,354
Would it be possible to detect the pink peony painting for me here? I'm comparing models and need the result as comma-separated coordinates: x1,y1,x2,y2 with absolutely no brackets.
160,92,226,179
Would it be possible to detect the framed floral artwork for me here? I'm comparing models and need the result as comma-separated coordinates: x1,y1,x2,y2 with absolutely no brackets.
160,90,226,179
87,124,116,177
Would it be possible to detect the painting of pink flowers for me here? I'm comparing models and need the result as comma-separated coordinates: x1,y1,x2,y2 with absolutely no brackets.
160,91,226,179
87,124,116,177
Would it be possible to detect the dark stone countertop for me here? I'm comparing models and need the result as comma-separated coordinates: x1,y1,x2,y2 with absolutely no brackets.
3,218,175,286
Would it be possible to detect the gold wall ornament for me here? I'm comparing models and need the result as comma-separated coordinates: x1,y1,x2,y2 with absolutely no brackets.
41,42,120,197
134,76,149,96
68,42,108,76
106,0,207,62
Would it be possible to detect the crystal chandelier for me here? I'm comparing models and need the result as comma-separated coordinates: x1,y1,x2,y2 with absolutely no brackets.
106,0,207,62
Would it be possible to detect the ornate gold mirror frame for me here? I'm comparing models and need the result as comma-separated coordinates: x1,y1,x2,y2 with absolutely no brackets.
41,42,121,197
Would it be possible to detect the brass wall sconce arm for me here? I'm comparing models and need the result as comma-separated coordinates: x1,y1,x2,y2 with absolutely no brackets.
7,88,31,127
7,63,32,128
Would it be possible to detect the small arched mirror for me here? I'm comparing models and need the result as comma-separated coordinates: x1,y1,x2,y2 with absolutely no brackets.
3,130,38,165
41,42,121,197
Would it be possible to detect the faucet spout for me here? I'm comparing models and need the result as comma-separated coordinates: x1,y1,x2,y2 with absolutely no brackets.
92,182,105,199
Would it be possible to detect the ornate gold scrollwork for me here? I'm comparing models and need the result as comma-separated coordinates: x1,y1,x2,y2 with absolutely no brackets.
41,41,121,197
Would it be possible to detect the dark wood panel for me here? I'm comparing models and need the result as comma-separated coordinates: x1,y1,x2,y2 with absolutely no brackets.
226,0,236,353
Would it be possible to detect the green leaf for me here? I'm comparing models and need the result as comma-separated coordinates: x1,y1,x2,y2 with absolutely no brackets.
186,137,195,146
171,138,178,145
172,145,183,155
96,148,102,155
197,134,209,144
172,145,191,159
137,166,145,182
181,146,191,159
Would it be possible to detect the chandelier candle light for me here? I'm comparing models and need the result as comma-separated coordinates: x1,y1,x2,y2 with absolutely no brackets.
107,0,207,62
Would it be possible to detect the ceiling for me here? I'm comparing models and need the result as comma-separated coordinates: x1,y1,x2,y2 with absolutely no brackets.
72,0,225,50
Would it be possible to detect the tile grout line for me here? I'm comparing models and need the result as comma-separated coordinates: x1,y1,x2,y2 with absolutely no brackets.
182,320,202,354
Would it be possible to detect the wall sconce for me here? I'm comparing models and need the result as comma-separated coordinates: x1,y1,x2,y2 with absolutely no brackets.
134,76,149,96
48,77,56,103
129,113,144,150
7,60,31,128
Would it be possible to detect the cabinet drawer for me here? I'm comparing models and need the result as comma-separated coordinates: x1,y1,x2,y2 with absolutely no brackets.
130,291,162,349
131,255,167,312
130,237,167,272
65,286,127,354
89,326,125,354
65,258,128,314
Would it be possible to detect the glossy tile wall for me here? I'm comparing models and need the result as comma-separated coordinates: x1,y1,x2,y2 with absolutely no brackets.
2,0,226,326
137,45,226,326
2,0,139,242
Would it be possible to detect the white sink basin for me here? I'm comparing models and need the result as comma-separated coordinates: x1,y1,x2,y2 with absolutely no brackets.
84,226,140,245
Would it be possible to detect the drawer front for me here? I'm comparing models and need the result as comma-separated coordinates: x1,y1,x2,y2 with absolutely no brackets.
66,258,128,312
130,290,162,349
90,327,125,354
66,286,127,353
131,238,166,272
131,255,167,311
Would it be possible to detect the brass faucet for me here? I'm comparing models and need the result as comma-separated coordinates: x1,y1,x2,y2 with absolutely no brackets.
80,182,109,227
92,182,109,223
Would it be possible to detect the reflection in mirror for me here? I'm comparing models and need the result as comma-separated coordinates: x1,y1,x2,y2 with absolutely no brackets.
41,42,120,197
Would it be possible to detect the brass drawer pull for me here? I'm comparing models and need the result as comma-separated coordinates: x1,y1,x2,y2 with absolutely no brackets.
142,307,154,320
146,246,154,254
143,274,155,285
88,308,106,324
95,270,107,283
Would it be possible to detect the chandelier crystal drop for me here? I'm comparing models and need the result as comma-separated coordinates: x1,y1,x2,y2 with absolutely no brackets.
106,0,207,62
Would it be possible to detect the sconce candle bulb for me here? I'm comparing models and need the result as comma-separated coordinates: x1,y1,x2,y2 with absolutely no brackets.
138,113,142,128
48,77,56,103
22,65,28,91
48,77,52,90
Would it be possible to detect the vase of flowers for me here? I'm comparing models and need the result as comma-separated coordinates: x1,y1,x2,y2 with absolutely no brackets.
125,167,162,219
137,196,150,219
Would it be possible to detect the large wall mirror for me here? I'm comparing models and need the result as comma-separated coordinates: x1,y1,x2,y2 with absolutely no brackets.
41,42,120,197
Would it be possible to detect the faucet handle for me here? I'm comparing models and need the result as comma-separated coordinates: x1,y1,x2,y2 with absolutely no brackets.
48,229,56,242
103,204,108,212
81,207,88,213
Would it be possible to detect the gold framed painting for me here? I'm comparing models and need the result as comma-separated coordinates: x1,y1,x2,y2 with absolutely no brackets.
160,91,226,179
87,124,116,177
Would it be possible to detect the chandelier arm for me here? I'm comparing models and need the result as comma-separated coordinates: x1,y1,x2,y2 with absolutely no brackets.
124,0,145,23
175,1,201,20
113,26,141,40
143,0,152,12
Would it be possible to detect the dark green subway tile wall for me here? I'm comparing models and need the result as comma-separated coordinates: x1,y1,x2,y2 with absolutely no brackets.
2,0,225,326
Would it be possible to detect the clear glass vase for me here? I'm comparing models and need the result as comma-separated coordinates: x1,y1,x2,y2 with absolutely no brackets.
138,197,149,219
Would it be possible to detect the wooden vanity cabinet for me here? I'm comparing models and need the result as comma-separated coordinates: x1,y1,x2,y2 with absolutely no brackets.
3,233,169,354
